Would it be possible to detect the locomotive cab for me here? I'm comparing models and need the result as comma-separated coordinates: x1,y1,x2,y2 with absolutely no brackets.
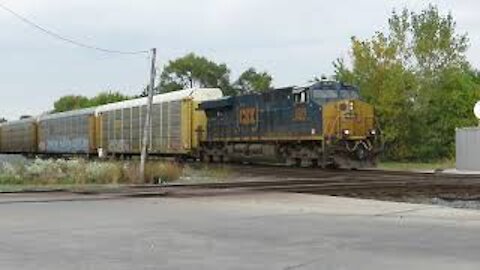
294,81,376,139
294,81,380,167
293,81,379,167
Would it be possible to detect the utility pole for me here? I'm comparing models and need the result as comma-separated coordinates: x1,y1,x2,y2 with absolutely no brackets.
140,48,157,183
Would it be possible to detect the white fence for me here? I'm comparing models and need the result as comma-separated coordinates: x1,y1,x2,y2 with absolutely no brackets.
456,127,480,171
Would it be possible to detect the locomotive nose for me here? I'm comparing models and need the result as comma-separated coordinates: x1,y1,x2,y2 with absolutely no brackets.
323,99,375,139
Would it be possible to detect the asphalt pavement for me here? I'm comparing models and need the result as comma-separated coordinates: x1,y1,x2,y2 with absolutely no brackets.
0,192,479,269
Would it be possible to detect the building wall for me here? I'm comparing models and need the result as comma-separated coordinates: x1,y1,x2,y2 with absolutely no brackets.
456,127,480,171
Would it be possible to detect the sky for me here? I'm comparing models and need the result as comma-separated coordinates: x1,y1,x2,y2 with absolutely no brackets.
0,0,478,120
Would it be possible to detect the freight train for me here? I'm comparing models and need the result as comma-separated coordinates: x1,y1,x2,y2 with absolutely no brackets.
0,81,381,168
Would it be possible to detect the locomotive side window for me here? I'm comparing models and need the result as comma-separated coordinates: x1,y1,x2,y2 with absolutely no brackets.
294,92,308,103
294,93,301,103
301,92,308,103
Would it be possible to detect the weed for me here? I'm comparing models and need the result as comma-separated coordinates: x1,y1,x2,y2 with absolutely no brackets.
0,157,229,188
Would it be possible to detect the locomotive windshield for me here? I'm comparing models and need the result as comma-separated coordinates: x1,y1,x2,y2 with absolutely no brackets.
309,81,360,105
339,89,360,99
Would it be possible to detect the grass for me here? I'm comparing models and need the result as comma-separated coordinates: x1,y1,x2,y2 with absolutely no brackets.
0,156,458,191
0,161,119,192
378,160,455,171
181,164,232,183
0,158,233,191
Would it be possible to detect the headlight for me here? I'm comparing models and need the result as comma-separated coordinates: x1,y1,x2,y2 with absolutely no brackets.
343,129,351,136
349,101,354,111
370,129,376,136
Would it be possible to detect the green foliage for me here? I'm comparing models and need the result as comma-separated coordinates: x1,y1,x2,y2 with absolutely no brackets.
335,5,480,161
410,6,468,73
234,68,273,94
89,91,130,107
53,95,90,113
53,91,130,113
158,53,274,96
159,53,232,94
415,68,480,159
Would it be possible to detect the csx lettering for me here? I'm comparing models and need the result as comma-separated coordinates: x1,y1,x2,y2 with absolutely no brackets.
294,107,307,121
239,107,257,125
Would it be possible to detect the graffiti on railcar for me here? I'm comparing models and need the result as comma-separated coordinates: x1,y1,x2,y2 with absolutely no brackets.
46,137,89,153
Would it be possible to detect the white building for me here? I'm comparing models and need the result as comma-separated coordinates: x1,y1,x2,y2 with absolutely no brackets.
456,127,480,171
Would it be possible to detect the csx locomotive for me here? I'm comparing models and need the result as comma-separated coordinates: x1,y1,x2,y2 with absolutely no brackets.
0,81,381,168
200,81,381,168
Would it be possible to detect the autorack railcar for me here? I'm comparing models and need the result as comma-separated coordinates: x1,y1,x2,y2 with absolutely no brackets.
0,118,38,154
37,108,97,155
199,81,381,168
95,88,223,158
0,88,223,159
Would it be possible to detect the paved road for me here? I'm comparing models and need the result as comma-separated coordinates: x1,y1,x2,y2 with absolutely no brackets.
0,193,480,269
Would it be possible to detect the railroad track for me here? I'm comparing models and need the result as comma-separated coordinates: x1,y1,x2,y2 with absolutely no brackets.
122,166,480,201
2,165,480,203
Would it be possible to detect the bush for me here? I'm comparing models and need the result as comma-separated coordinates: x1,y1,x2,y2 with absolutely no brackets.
153,162,183,183
86,162,123,185
0,158,203,187
122,161,184,184
0,158,129,186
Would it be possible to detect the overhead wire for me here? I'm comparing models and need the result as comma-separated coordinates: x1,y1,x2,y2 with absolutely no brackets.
0,2,149,55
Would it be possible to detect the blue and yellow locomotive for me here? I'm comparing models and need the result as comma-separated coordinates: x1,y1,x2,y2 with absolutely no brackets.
199,81,381,168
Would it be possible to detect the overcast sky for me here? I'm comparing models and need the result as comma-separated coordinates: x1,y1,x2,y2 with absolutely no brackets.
0,0,478,119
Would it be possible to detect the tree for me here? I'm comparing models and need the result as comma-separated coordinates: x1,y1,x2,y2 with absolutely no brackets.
334,5,479,161
53,95,90,113
415,68,480,159
234,68,273,94
89,91,130,106
53,91,130,113
410,6,469,75
159,53,232,94
0,118,6,123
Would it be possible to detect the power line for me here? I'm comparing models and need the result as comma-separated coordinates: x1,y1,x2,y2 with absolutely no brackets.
0,2,149,55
